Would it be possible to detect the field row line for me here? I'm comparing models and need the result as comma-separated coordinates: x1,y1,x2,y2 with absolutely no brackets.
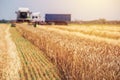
37,26,120,46
10,27,61,80
38,25,120,40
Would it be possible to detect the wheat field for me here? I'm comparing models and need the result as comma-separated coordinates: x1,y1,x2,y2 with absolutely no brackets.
15,23,120,80
0,24,61,80
0,23,119,80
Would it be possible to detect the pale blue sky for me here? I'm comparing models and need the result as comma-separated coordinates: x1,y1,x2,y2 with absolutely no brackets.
0,0,120,20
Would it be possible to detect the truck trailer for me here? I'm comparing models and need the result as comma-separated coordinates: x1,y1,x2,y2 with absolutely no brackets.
45,14,71,25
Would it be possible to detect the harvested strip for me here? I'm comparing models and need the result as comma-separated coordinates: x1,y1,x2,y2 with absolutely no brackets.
0,24,21,80
10,27,61,80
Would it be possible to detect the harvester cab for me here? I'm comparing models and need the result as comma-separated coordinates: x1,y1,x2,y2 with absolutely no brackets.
16,8,32,22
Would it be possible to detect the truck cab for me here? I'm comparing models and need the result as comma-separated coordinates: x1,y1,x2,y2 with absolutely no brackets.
31,12,41,24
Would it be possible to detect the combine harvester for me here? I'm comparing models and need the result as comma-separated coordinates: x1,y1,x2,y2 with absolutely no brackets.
15,8,32,22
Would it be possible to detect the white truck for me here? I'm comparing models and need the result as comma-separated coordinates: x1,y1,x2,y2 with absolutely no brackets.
31,12,41,24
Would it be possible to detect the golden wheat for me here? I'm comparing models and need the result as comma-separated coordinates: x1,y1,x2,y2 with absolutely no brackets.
16,24,120,80
0,24,21,80
39,25,120,40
